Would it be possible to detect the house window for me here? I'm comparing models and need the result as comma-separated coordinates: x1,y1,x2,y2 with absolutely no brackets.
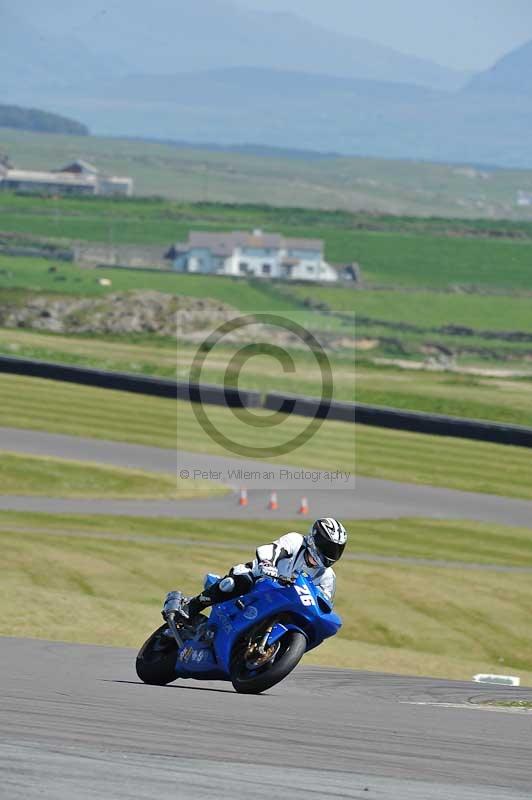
306,265,315,273
239,261,249,274
262,263,271,275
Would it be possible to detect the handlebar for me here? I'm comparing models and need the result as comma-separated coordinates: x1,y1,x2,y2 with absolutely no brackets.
273,574,296,587
257,572,295,586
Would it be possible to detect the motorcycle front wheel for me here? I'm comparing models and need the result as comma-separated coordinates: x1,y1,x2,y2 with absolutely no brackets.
136,624,179,685
230,622,307,694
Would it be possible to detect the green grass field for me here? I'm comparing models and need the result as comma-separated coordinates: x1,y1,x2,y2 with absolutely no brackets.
1,374,532,499
317,230,532,289
3,254,531,332
0,255,300,308
2,191,532,371
0,451,225,499
0,258,351,337
1,251,531,367
3,327,532,427
1,189,531,432
2,192,532,290
285,285,532,332
4,126,532,219
2,511,532,684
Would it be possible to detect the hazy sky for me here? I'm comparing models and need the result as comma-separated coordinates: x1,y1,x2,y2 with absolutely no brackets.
239,0,532,70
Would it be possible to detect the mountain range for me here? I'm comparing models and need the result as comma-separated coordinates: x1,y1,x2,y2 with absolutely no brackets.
0,2,120,92
465,40,532,95
1,1,531,168
12,0,468,90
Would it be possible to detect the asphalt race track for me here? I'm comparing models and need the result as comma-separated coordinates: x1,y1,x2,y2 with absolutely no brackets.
2,427,532,525
2,637,532,799
3,429,532,799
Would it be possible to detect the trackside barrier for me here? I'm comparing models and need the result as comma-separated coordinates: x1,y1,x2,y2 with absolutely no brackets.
0,355,261,408
265,392,354,422
264,391,532,449
2,355,532,448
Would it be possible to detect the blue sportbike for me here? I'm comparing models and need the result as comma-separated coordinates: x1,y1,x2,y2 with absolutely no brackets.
136,572,342,694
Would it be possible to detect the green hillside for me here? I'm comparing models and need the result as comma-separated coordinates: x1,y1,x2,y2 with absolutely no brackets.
0,107,88,136
2,126,532,219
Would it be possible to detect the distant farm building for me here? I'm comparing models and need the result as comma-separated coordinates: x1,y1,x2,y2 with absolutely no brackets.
0,159,133,197
167,229,339,282
516,190,532,207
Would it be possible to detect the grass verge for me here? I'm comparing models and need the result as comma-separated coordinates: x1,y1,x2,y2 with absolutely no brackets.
0,450,226,499
1,374,532,499
3,327,532,426
479,701,532,709
2,512,532,685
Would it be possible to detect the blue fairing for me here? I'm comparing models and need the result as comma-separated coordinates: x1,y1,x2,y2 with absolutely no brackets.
172,573,341,680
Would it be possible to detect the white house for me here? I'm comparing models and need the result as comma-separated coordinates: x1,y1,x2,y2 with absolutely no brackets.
60,160,134,196
0,159,133,197
168,229,338,282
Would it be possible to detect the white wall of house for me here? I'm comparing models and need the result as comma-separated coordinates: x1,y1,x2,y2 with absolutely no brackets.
290,261,335,282
225,249,243,276
172,237,337,282
237,246,280,278
98,176,133,197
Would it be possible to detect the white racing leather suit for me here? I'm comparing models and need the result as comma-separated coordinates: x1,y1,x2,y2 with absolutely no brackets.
179,531,337,619
235,531,337,601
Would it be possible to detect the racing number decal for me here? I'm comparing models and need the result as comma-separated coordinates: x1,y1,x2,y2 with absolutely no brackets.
295,585,315,607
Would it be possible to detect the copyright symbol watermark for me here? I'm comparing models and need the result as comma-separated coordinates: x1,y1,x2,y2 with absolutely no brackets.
187,313,334,459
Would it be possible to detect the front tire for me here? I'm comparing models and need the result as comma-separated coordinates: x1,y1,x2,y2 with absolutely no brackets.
231,628,307,694
136,624,178,685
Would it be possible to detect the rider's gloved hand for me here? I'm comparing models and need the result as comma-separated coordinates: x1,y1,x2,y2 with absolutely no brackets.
259,560,278,579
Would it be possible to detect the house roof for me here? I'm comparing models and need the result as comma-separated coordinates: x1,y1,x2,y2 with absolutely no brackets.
59,159,99,175
183,230,323,253
188,231,283,249
285,237,323,251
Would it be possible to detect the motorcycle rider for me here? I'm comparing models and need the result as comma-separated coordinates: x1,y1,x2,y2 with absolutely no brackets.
170,518,348,622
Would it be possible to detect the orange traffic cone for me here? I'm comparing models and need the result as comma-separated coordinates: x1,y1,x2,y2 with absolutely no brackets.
238,487,248,507
268,491,279,511
298,496,309,515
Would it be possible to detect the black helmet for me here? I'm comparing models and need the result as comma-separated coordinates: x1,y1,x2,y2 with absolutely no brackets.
305,518,347,568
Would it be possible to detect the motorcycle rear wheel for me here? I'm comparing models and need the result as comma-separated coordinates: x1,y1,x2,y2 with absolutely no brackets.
230,627,307,694
136,624,179,685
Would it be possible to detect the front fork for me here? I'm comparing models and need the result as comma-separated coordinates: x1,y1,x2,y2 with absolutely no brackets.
257,624,274,654
164,612,185,649
245,623,276,666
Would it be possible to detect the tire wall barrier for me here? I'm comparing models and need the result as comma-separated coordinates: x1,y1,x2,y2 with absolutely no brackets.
0,355,261,408
1,355,531,448
265,391,532,448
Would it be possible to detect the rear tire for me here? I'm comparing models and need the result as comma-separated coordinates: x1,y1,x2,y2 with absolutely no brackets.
136,624,178,686
231,629,307,694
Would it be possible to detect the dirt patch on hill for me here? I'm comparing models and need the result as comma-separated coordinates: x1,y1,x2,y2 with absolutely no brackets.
0,291,240,338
